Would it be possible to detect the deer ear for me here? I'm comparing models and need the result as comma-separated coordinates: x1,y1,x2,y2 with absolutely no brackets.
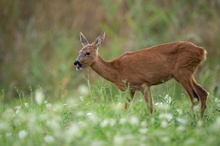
93,32,105,48
79,32,89,46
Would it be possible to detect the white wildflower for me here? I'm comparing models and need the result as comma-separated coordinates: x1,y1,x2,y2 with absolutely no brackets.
161,136,170,143
159,113,173,122
111,103,123,112
140,121,148,127
0,122,10,131
78,121,88,128
87,112,92,116
24,102,29,107
139,128,148,134
79,96,85,101
64,123,82,144
27,113,40,134
90,140,105,146
14,106,21,114
100,119,116,128
44,135,54,144
184,138,195,145
176,109,183,115
114,134,135,146
193,105,200,112
129,116,139,126
164,94,172,104
66,98,80,108
6,132,12,137
87,112,99,124
214,98,220,103
109,119,116,127
114,135,125,146
197,120,203,127
210,117,220,133
35,89,44,105
119,118,127,125
100,119,109,128
76,111,84,117
176,117,188,125
46,120,61,134
78,84,89,96
2,109,15,120
155,102,169,111
46,103,53,110
176,125,186,132
52,103,63,113
161,120,168,128
18,130,28,139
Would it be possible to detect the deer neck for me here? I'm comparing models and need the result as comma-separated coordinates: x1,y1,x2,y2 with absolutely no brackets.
91,55,118,83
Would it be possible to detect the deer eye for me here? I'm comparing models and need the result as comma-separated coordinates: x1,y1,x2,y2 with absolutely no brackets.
85,52,91,56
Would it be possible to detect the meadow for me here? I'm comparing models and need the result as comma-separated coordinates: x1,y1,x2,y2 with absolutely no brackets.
1,1,220,146
1,79,220,146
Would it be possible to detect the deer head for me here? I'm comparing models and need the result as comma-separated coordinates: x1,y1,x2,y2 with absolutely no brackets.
74,32,105,70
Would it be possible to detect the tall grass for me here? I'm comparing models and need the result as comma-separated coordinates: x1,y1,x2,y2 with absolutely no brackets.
1,0,220,98
0,80,220,146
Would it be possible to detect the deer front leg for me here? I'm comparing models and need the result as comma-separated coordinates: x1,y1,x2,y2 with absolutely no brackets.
124,89,136,109
141,85,154,114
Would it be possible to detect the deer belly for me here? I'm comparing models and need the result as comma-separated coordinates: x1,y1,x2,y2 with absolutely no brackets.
149,74,173,85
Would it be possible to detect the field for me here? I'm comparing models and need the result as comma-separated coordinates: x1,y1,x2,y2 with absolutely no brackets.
1,1,220,146
1,79,220,146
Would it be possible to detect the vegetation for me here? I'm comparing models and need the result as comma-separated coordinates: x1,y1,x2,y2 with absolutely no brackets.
0,81,220,146
0,0,220,145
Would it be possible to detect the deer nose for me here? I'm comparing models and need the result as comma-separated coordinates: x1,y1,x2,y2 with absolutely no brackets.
74,60,80,65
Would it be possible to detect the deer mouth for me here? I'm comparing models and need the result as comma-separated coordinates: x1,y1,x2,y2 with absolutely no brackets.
74,60,83,70
76,64,82,70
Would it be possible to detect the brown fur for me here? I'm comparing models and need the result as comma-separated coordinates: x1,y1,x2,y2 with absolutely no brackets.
74,32,208,117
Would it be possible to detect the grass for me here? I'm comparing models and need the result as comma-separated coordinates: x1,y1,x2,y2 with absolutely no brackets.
0,80,220,146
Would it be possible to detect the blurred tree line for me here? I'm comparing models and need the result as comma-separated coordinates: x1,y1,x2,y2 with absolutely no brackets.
0,0,220,99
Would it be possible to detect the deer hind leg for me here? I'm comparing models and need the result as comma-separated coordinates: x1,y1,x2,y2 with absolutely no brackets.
140,85,154,114
192,77,208,118
175,76,196,113
176,75,207,117
124,89,136,109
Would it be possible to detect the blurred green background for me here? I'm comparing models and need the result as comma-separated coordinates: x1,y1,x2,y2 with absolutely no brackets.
1,0,220,101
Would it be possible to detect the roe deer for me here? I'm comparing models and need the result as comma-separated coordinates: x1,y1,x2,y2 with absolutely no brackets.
74,32,208,117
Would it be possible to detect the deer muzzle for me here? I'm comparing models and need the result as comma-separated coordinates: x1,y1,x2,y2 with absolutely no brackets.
74,60,82,70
